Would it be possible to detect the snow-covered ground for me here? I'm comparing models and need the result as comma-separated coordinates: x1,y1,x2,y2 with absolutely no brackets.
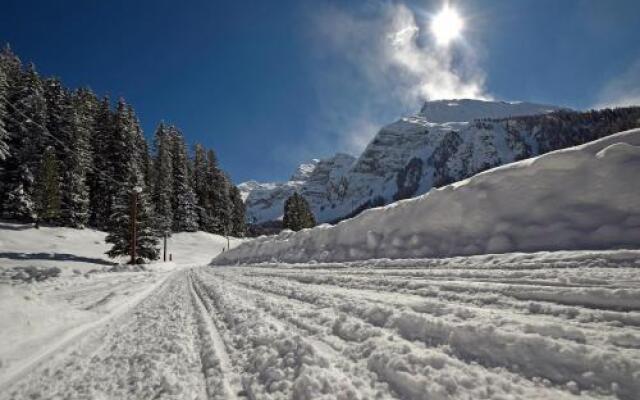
0,222,242,395
217,128,640,265
2,250,639,399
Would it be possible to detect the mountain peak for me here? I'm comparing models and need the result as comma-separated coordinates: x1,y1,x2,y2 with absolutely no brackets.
290,159,320,181
418,99,565,123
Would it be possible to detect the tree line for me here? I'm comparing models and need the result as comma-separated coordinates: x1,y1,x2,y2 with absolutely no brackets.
0,45,245,261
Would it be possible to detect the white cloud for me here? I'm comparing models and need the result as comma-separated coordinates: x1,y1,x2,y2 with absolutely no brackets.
306,1,490,155
595,59,640,109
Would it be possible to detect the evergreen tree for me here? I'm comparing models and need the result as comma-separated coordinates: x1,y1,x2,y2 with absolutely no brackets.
1,63,46,221
207,149,232,235
192,143,210,229
88,96,113,229
34,146,61,223
152,122,173,234
105,99,159,262
229,185,246,237
105,183,159,262
0,67,9,161
128,105,152,188
43,77,65,144
283,192,316,231
0,44,21,214
170,128,198,232
57,90,90,227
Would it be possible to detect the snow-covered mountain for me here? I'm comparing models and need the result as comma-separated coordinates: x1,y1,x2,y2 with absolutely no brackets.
241,99,640,225
239,153,356,223
418,99,561,122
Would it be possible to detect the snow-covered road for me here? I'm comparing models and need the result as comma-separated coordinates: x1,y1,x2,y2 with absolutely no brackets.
3,250,640,399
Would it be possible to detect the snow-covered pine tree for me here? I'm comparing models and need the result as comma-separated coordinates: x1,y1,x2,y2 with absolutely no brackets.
229,184,246,237
105,179,160,262
105,98,159,262
192,143,211,230
0,67,9,161
152,122,173,234
1,63,47,221
43,77,65,144
206,149,232,235
128,105,152,189
88,96,113,229
34,146,61,223
56,90,91,227
169,127,198,232
283,192,316,231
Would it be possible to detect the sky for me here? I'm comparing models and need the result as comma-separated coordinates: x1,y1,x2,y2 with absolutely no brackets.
1,0,639,183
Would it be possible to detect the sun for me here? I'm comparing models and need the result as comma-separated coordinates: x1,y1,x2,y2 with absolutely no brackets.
430,5,464,46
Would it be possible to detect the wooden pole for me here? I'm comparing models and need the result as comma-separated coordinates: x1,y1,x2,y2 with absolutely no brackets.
163,233,167,262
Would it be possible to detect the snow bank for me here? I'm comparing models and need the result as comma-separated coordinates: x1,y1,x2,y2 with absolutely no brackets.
215,129,640,264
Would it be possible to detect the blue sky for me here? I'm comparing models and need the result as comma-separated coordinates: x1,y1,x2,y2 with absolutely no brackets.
1,0,639,183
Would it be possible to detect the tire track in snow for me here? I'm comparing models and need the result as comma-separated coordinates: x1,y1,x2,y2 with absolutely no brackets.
197,269,583,400
0,270,173,395
205,263,640,400
188,270,242,400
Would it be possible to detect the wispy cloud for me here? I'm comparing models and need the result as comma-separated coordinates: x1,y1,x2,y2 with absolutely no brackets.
305,1,489,156
595,59,640,109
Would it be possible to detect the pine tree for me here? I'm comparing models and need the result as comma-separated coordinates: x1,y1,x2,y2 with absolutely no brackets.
0,67,9,161
152,122,173,234
207,149,232,235
0,44,21,214
105,98,159,262
1,63,46,221
170,128,198,232
57,90,91,227
192,143,210,229
283,192,316,231
34,146,61,223
229,185,246,237
88,96,113,229
43,77,65,145
105,184,159,262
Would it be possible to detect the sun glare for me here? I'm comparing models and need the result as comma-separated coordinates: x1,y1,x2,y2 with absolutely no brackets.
431,5,463,46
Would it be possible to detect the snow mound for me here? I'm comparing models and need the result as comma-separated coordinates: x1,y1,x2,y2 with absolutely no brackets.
215,129,640,264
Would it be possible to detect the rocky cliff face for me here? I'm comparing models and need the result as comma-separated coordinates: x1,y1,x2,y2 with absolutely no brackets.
241,99,640,225
239,153,356,224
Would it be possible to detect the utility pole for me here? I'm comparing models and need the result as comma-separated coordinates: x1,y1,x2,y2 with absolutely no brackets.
130,186,142,265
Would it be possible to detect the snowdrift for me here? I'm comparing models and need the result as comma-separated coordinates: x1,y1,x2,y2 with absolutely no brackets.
215,128,640,264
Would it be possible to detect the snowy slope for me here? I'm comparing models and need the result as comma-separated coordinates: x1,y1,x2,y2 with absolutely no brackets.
241,99,566,224
215,128,640,264
0,222,241,275
0,223,242,387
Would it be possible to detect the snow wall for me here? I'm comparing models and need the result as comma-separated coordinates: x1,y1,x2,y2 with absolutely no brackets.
214,129,640,265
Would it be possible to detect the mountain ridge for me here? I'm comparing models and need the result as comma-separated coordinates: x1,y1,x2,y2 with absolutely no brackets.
241,99,640,227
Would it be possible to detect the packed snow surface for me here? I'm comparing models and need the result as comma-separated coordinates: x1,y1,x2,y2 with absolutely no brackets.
2,250,639,399
0,222,242,394
217,129,640,265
